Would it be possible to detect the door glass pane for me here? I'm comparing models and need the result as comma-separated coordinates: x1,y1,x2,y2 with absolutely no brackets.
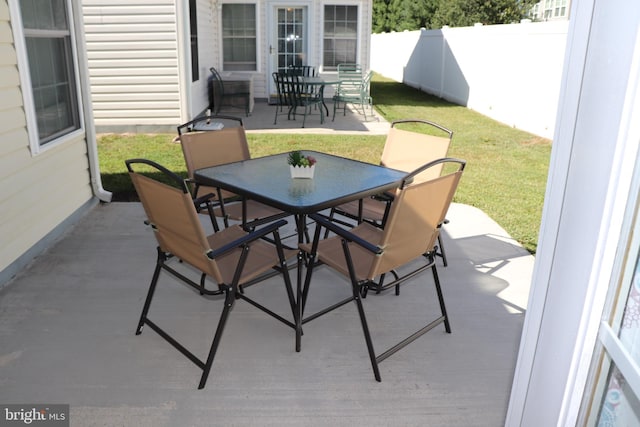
597,365,640,426
276,7,306,73
596,252,640,425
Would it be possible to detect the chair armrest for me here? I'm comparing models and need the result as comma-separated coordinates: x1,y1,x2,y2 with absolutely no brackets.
206,219,288,259
309,213,382,255
371,191,394,202
193,192,216,206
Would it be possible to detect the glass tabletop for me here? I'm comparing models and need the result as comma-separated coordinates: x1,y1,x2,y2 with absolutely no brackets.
194,151,406,215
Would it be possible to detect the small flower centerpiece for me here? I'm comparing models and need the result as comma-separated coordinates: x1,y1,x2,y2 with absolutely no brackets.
288,150,317,179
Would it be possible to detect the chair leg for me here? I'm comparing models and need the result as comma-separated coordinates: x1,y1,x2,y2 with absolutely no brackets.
431,264,451,333
353,284,381,382
341,240,381,381
136,249,164,335
205,202,220,233
302,105,308,128
198,288,235,389
437,234,448,267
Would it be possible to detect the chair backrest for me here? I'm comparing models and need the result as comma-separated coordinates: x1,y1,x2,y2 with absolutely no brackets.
273,72,290,106
126,159,224,282
380,120,453,183
177,115,244,135
178,125,250,181
210,67,225,113
284,74,309,105
368,158,465,278
337,63,362,78
289,65,316,77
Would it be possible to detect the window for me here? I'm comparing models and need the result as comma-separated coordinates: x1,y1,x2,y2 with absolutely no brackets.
19,0,80,147
541,0,568,20
323,5,358,71
222,4,257,71
189,0,199,81
554,0,567,17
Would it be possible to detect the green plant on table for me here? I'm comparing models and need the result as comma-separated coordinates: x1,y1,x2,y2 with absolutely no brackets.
287,150,317,167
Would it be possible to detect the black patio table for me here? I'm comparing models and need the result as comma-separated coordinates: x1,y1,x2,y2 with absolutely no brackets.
194,150,406,351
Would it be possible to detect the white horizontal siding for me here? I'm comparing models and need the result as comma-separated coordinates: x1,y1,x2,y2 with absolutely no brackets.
83,0,175,5
91,84,178,92
82,0,182,130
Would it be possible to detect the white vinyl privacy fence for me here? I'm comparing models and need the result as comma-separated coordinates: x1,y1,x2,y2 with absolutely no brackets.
371,21,569,139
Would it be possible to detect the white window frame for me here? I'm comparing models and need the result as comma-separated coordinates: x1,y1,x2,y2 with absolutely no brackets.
9,0,85,156
321,2,361,73
219,1,259,72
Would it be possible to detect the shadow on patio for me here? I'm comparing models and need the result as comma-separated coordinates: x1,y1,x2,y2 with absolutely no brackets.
0,201,532,426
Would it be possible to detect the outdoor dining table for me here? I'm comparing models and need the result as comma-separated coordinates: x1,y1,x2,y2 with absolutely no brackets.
194,150,407,350
300,77,340,116
194,150,405,244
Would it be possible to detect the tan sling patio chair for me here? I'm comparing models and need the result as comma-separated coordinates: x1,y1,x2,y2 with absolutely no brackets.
328,119,454,266
299,158,465,381
126,158,297,389
177,116,285,230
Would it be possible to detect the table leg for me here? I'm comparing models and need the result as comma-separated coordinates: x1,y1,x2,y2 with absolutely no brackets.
320,85,329,117
296,250,303,352
294,213,308,352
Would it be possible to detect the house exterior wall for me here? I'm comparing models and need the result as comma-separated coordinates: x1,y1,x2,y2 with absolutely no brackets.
82,0,183,133
195,0,372,116
81,0,372,129
1,0,95,282
190,0,216,116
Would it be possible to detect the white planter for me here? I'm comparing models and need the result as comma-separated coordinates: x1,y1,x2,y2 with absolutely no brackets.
289,164,315,179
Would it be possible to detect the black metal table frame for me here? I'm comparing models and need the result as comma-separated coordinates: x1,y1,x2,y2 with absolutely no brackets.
194,151,406,351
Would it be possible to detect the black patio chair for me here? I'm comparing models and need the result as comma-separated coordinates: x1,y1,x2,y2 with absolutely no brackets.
326,119,454,267
298,158,466,381
126,158,297,389
210,67,251,116
176,115,285,229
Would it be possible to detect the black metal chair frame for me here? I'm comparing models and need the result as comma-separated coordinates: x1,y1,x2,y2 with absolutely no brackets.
210,67,251,117
299,158,466,381
176,115,289,232
176,115,247,232
177,114,243,136
286,74,324,128
126,158,297,389
326,119,454,268
288,65,316,77
272,72,292,125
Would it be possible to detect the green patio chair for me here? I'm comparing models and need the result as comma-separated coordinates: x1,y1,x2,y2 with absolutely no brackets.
333,70,373,120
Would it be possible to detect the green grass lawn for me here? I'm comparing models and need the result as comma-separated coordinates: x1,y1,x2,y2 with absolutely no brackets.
98,74,551,253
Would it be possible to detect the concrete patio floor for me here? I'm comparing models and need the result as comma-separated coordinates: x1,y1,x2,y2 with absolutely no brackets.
227,99,391,135
0,200,533,426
